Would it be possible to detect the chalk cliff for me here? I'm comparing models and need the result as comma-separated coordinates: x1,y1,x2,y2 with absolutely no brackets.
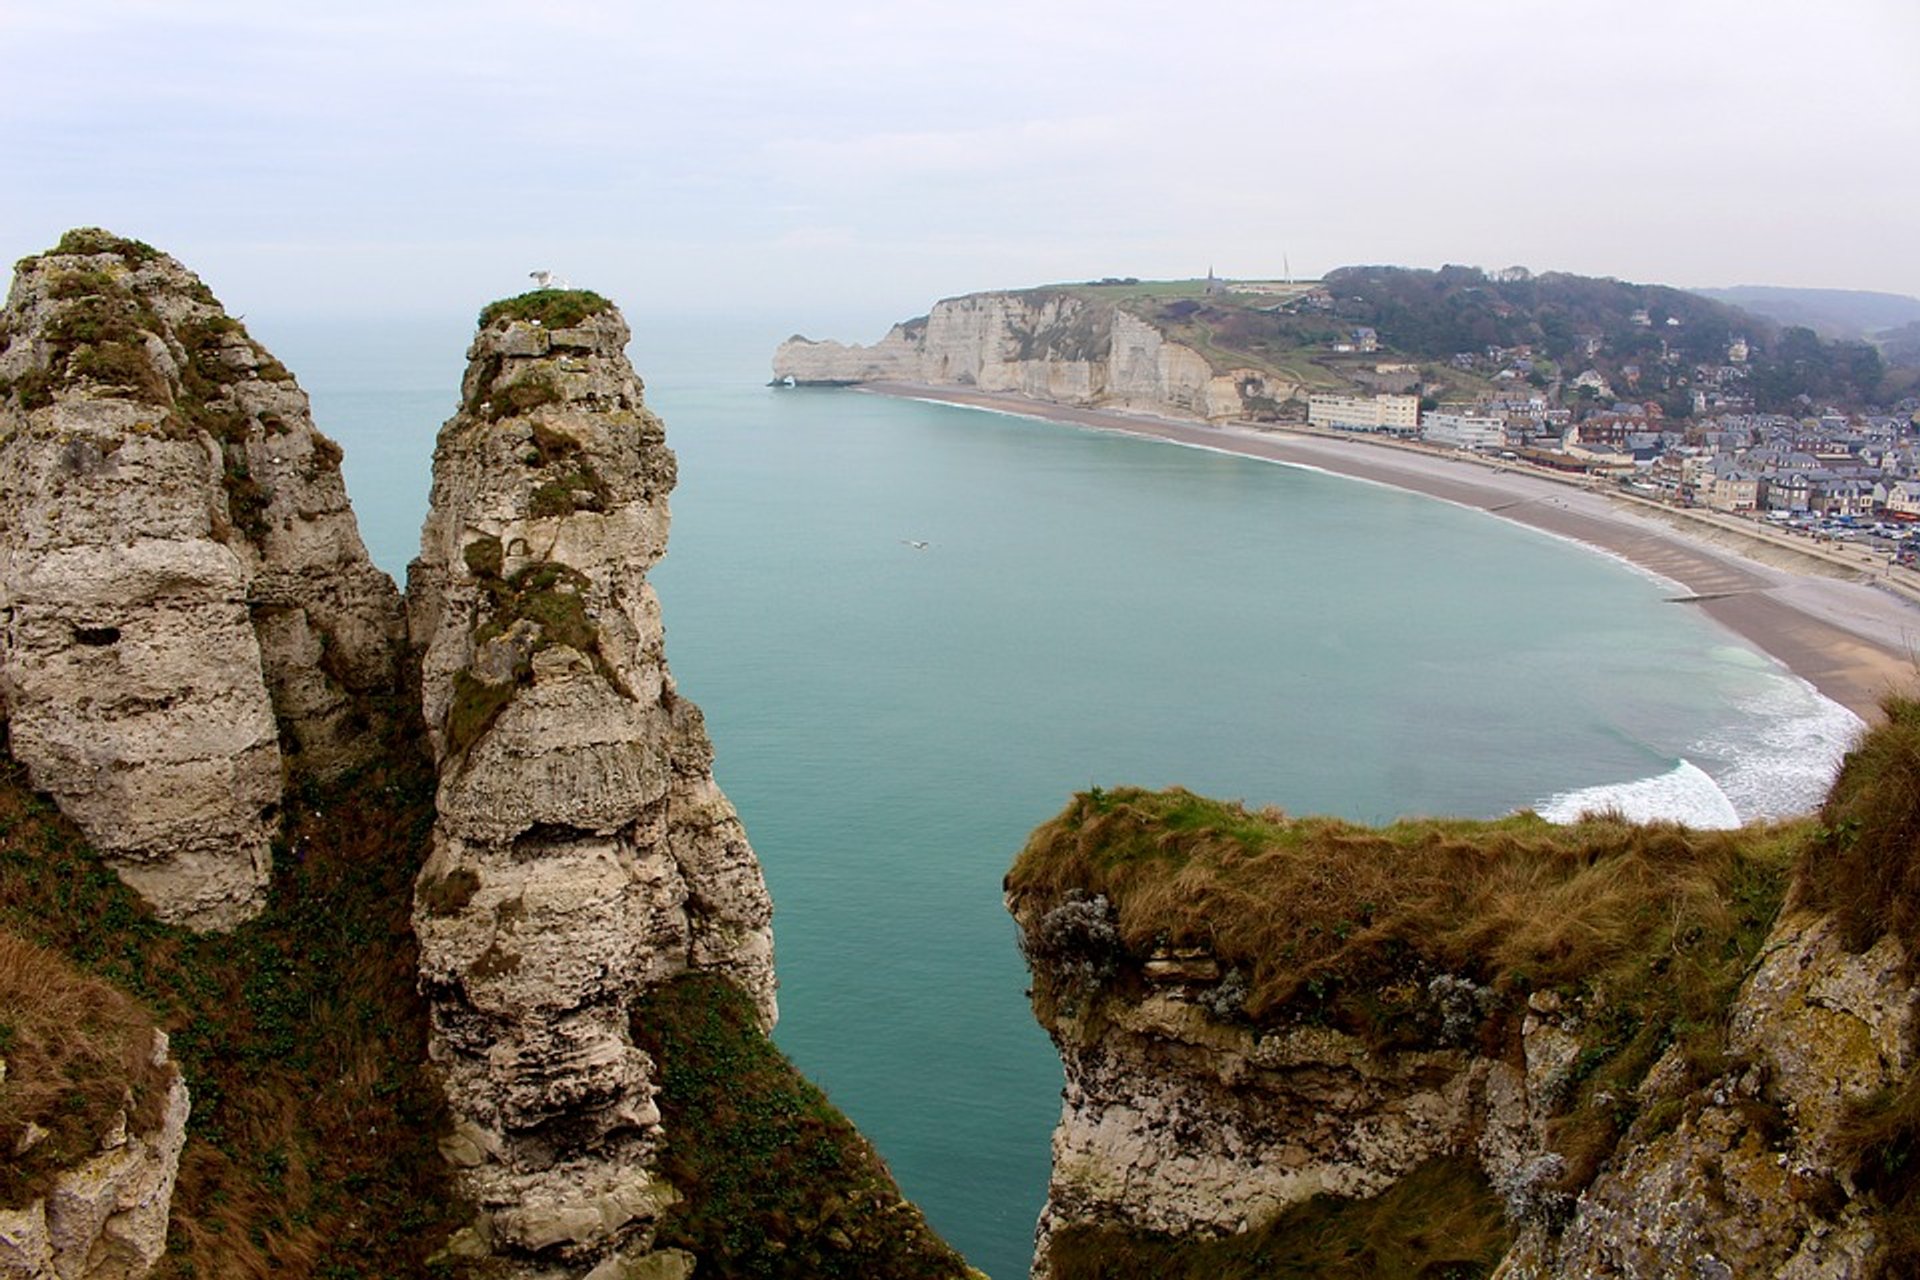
407,291,776,1275
773,289,1300,422
1008,730,1920,1279
0,230,402,930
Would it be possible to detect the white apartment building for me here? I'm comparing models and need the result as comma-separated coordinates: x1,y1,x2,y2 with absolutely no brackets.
1422,410,1508,452
1308,393,1421,434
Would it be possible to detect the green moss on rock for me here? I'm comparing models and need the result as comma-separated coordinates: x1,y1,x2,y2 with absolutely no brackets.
53,228,162,266
1048,1157,1510,1280
477,289,612,332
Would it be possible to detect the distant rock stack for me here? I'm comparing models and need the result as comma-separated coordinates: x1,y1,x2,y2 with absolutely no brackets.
408,291,775,1274
0,229,403,930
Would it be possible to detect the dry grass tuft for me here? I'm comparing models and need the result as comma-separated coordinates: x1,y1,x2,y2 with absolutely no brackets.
0,931,170,1206
1008,787,1795,1029
1795,695,1920,953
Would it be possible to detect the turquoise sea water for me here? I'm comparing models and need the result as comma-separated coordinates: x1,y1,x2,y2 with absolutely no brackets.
262,318,1860,1280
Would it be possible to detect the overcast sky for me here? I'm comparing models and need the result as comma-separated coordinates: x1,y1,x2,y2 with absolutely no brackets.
3,1,1916,338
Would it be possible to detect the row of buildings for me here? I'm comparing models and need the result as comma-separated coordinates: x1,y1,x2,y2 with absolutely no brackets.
1304,392,1920,521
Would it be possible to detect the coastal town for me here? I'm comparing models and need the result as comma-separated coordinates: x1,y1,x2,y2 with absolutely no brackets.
1306,340,1920,569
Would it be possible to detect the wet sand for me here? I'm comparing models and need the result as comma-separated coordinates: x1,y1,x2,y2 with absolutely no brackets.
863,382,1920,723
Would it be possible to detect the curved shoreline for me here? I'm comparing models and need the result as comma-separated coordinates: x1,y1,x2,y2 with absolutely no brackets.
858,381,1920,724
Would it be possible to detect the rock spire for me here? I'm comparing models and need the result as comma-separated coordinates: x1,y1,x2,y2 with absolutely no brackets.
408,290,775,1274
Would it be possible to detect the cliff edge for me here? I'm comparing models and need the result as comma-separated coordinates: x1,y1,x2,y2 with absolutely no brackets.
1008,707,1920,1279
773,288,1304,422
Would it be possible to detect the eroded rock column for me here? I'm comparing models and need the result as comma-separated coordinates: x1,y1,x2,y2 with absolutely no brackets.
0,229,404,929
409,292,774,1274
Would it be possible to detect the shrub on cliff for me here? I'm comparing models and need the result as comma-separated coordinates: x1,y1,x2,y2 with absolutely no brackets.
631,973,971,1280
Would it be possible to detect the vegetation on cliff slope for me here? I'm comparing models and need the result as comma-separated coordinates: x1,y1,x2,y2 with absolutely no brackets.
632,973,971,1280
0,931,173,1206
1047,1157,1509,1280
1008,784,1803,1245
1010,786,1795,1038
1801,695,1920,1270
0,721,470,1277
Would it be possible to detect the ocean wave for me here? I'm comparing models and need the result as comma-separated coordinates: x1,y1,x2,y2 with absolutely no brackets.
1690,673,1865,822
1536,759,1743,830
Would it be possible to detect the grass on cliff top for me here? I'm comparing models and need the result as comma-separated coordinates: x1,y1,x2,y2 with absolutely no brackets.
1047,1156,1509,1280
1009,783,1799,1195
0,718,471,1277
632,973,971,1280
1008,786,1798,1028
0,931,174,1206
477,288,612,331
52,226,163,265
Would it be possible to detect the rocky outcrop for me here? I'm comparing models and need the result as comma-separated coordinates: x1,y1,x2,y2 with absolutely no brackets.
772,289,1300,422
408,291,776,1276
1034,985,1481,1249
1495,909,1909,1278
1009,783,1920,1279
0,1032,190,1280
0,230,403,929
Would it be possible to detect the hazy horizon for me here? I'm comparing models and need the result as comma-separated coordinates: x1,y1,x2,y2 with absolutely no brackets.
4,1,1917,341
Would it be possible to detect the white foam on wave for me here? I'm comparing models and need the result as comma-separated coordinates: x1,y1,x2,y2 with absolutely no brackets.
1690,670,1865,822
1536,759,1743,830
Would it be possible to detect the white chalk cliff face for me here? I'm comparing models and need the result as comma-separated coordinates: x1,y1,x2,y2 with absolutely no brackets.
771,290,1300,421
0,231,403,930
408,296,775,1276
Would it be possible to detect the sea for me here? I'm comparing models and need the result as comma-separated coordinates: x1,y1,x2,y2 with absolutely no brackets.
253,313,1864,1280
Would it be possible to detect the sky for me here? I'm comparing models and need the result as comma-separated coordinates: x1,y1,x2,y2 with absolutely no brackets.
2,0,1917,340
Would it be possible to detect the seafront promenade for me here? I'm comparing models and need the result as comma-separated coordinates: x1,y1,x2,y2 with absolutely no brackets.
862,381,1920,724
